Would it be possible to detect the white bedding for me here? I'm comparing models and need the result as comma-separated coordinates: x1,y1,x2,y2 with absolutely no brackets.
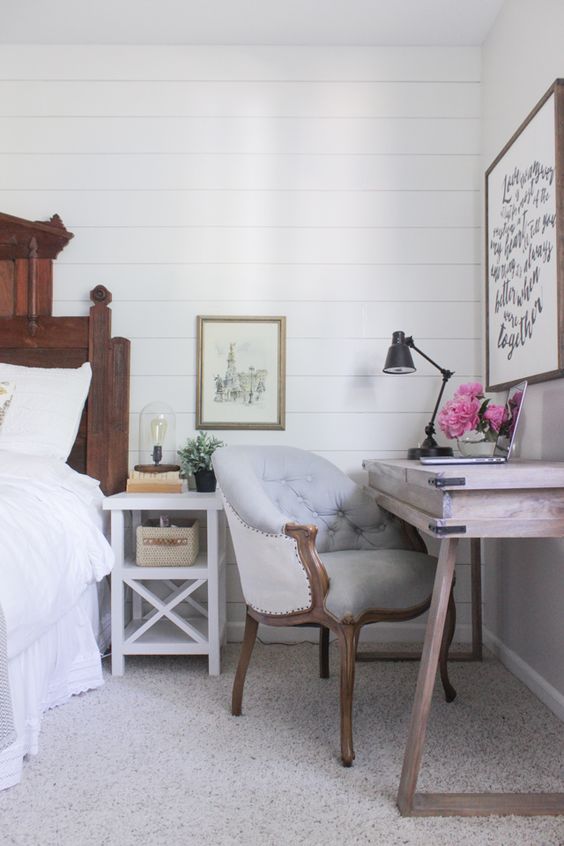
0,451,113,659
0,451,114,790
0,587,104,791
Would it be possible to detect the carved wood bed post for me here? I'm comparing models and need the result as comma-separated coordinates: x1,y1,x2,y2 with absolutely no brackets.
27,237,39,335
0,211,73,319
0,211,130,496
87,285,130,495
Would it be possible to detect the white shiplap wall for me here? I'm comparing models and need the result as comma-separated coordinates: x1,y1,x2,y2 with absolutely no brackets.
0,46,481,641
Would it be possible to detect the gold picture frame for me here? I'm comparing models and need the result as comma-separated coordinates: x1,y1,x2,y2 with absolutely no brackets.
196,315,286,430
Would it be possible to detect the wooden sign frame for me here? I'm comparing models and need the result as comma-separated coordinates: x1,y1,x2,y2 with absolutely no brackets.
485,79,564,391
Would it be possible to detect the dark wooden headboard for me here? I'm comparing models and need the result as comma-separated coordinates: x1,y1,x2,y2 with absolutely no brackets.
0,211,130,495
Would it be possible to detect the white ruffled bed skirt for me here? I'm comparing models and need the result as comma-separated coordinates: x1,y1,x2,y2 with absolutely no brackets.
0,584,106,791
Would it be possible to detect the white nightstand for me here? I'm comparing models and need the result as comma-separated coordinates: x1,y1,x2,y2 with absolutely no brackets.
103,491,226,676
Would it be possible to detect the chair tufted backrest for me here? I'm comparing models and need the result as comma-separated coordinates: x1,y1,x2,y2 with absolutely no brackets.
212,445,410,554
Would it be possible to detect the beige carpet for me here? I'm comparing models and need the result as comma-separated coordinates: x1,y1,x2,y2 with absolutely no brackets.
0,643,563,846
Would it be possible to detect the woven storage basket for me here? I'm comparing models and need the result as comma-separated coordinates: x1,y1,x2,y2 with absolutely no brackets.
136,519,199,567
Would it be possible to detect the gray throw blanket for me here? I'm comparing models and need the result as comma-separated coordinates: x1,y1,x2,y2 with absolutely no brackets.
0,603,15,753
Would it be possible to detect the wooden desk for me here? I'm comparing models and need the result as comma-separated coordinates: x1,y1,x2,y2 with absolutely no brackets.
364,458,564,817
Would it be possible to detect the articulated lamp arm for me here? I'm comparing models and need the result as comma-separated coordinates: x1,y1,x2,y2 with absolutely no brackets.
405,337,454,449
383,331,455,459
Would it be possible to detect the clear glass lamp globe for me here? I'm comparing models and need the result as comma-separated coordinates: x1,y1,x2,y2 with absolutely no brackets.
138,401,176,468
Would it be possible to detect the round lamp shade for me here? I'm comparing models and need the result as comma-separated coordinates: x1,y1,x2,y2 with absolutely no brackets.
383,331,416,374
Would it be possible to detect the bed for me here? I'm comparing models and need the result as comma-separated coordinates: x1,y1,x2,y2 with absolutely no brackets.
0,211,130,790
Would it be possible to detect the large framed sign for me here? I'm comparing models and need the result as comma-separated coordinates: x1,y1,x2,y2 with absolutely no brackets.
485,79,564,391
196,315,286,430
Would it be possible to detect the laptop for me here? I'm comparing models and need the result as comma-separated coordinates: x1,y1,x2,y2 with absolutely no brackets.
419,380,527,465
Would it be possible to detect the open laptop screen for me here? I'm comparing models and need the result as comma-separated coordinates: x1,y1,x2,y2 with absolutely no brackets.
493,381,527,458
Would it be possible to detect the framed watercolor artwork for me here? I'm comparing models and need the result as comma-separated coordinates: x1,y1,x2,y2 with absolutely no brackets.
485,78,564,391
196,315,286,430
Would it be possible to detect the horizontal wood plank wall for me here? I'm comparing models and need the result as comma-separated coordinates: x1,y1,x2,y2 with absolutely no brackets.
0,46,481,642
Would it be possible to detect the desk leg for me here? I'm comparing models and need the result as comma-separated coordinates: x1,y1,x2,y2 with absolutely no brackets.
397,535,564,817
470,538,482,661
397,537,458,815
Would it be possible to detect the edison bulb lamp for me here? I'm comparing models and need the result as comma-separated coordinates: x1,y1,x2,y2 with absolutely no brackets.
150,415,168,464
137,401,177,472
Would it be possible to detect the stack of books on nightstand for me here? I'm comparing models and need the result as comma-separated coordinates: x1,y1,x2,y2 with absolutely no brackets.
126,469,183,493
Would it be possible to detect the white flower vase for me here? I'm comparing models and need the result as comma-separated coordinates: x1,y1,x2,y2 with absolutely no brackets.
457,430,497,457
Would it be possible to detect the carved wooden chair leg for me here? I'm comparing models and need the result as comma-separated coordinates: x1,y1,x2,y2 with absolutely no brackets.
232,610,259,716
439,586,457,703
337,624,358,767
319,625,330,679
354,626,362,653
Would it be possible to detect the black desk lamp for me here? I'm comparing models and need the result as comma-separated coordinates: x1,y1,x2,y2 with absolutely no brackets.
383,330,454,459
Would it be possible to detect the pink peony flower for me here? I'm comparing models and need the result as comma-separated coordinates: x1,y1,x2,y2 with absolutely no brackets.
483,403,506,432
454,382,484,400
438,381,516,442
437,395,481,439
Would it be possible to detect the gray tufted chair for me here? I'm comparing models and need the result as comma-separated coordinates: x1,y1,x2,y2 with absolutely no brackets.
213,445,456,766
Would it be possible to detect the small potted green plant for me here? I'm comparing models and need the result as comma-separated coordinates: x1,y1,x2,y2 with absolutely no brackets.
178,431,225,492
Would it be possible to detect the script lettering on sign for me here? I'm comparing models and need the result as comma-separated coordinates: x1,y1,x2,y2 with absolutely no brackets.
487,93,559,388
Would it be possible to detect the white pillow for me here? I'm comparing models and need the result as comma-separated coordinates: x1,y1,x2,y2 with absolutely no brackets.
0,362,92,460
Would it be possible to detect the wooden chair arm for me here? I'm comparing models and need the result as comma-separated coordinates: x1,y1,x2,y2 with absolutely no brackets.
284,522,330,609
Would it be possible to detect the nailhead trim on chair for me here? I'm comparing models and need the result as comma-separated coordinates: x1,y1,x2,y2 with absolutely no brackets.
222,497,313,615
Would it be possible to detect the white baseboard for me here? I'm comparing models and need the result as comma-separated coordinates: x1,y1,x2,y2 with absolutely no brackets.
227,621,471,645
484,628,564,723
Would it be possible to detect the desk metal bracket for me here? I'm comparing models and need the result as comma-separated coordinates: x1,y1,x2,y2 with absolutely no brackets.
428,476,466,488
428,523,467,536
